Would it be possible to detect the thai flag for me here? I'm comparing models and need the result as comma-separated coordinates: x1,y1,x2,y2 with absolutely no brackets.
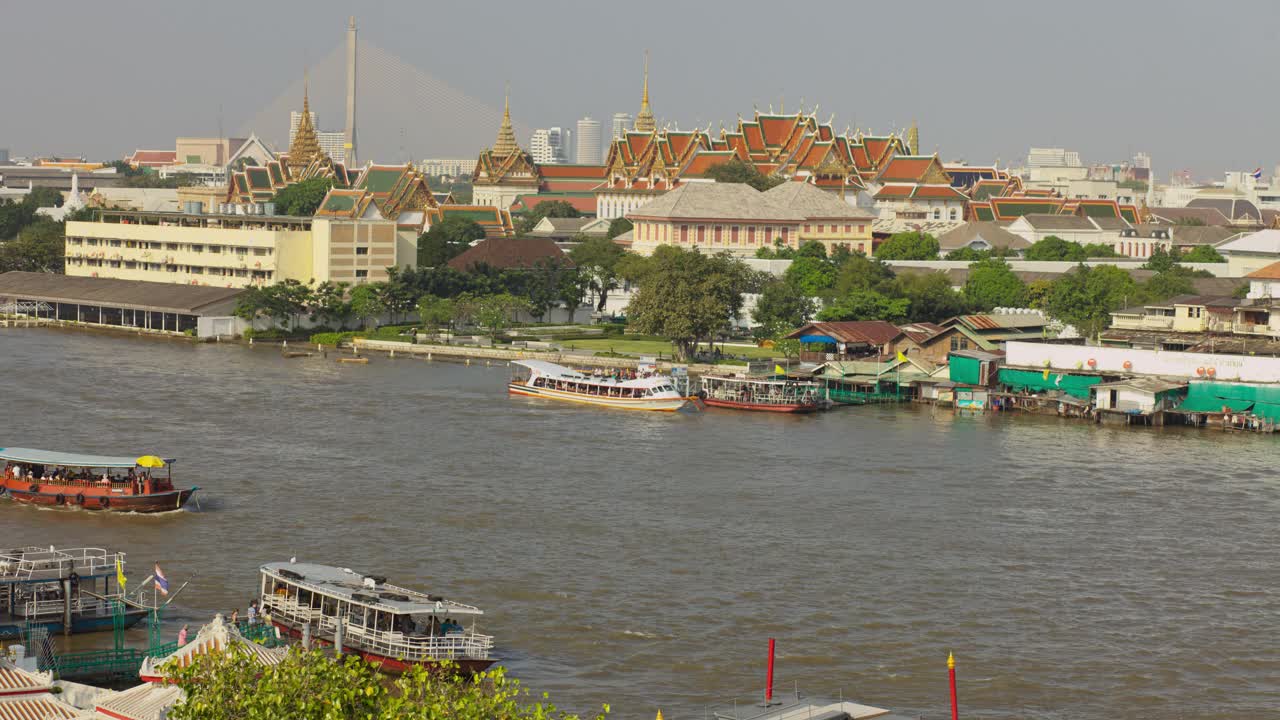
1252,168,1263,180
154,564,169,596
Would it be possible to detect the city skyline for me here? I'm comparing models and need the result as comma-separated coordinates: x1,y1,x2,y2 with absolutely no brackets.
2,0,1278,178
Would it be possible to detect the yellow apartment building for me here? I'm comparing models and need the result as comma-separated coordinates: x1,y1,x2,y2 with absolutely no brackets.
65,210,408,289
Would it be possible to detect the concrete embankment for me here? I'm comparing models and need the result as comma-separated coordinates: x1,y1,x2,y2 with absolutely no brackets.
351,338,724,375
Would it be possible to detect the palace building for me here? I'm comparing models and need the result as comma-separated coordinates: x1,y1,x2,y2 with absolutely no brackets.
471,91,540,209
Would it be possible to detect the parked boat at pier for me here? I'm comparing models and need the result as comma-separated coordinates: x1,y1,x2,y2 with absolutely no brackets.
699,374,825,413
0,448,197,513
0,546,146,638
508,359,689,411
259,561,496,674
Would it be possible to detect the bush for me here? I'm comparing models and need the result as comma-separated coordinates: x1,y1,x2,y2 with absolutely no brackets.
309,331,362,346
243,328,295,340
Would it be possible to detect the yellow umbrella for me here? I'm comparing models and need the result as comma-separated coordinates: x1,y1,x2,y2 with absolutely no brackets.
135,455,167,468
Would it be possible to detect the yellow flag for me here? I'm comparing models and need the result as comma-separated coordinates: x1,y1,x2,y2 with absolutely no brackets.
896,351,908,363
774,364,786,375
1042,368,1051,380
116,557,127,592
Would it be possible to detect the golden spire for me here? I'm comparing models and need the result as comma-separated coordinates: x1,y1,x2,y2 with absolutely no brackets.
635,51,655,133
288,73,327,170
492,83,519,157
907,120,919,155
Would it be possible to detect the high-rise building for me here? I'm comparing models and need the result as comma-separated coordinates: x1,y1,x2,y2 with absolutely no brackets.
576,117,601,164
1133,152,1151,170
549,127,570,163
611,113,632,140
1027,147,1081,168
530,129,557,165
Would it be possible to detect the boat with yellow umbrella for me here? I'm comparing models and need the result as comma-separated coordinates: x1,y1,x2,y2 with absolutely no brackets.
0,448,198,513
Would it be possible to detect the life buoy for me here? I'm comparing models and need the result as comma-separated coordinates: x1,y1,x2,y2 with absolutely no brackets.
28,483,39,493
1196,367,1206,376
54,494,66,505
1087,358,1097,368
99,496,111,509
1206,367,1217,377
75,493,85,506
1122,360,1133,370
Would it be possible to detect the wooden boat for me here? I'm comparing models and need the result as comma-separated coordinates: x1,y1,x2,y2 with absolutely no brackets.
508,359,689,411
699,374,825,413
0,546,147,638
259,561,496,674
0,448,198,513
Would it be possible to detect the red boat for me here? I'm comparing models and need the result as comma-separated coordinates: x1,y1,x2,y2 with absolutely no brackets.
699,374,826,413
259,561,497,675
0,448,198,513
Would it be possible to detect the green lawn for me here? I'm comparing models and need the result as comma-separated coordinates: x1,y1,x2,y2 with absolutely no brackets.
560,338,780,360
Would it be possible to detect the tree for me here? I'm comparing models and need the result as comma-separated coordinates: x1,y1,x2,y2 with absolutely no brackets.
271,177,335,216
1182,245,1226,263
702,158,785,191
1024,236,1085,262
945,247,989,261
772,337,803,363
817,287,910,323
1142,245,1179,274
1044,264,1139,338
752,279,816,338
167,645,604,720
569,236,626,311
379,270,419,323
524,257,572,321
794,240,827,259
474,293,530,338
783,256,836,297
1144,270,1196,299
0,219,66,273
1081,242,1120,258
963,258,1026,310
232,286,272,325
26,186,63,209
349,283,386,328
895,270,967,322
557,270,591,324
309,280,352,328
624,247,746,360
606,217,632,239
833,252,896,296
873,232,939,260
263,279,313,329
418,216,485,267
515,200,580,235
416,294,455,340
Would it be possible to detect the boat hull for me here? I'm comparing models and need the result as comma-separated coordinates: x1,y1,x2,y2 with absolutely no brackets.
271,620,496,675
1,480,197,513
0,609,148,639
509,382,687,411
701,398,820,413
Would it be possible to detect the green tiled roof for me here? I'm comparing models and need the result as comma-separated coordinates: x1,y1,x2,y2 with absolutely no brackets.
360,168,405,194
995,201,1060,217
1079,203,1119,218
1120,207,1138,222
246,167,272,189
321,194,357,212
444,209,500,222
972,206,995,221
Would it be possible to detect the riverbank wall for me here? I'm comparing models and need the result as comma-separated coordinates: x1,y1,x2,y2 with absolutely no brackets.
350,338,725,375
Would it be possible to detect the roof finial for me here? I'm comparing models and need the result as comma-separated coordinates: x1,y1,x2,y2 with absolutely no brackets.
635,50,656,133
288,71,327,170
908,120,919,156
492,82,519,157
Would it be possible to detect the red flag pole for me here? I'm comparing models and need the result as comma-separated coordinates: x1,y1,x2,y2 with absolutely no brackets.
948,652,959,720
765,638,776,703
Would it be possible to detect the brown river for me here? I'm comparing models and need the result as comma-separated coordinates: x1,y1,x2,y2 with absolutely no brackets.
2,328,1278,719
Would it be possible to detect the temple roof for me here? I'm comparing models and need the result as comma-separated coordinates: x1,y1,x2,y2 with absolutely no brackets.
287,78,328,171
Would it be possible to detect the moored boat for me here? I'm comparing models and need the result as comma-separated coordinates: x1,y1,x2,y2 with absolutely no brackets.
0,448,197,513
259,561,496,674
699,374,825,413
0,546,147,638
508,359,689,411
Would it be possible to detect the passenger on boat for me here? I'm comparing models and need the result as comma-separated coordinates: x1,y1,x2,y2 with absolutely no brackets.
178,624,189,646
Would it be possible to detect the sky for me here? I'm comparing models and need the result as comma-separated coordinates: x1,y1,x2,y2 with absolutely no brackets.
1,0,1276,180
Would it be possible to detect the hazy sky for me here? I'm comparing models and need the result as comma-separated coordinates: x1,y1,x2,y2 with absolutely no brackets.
2,0,1275,180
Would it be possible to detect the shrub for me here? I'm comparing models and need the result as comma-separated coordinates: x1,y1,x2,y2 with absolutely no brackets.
309,331,362,346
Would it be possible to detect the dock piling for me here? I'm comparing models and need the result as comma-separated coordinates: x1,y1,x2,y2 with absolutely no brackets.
333,617,344,658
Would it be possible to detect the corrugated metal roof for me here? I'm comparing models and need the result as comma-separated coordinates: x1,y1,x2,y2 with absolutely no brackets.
0,272,243,314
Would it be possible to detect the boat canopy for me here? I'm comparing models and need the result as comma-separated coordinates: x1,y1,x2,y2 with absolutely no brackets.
261,562,483,616
0,447,175,469
511,359,586,379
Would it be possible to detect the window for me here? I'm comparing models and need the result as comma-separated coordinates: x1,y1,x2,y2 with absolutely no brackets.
696,225,705,243
844,224,851,233
731,225,740,244
858,224,866,233
747,226,756,244
253,248,268,256
190,245,204,253
356,247,369,255
680,225,689,244
713,225,722,243
355,269,368,278
803,224,811,233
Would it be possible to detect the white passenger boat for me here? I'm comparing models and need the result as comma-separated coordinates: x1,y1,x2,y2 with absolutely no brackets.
259,561,495,674
508,359,689,411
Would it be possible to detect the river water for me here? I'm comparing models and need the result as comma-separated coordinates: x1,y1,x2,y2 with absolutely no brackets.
2,328,1278,719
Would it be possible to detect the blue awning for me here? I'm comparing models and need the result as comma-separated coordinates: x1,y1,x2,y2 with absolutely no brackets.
798,335,837,344
0,448,175,468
